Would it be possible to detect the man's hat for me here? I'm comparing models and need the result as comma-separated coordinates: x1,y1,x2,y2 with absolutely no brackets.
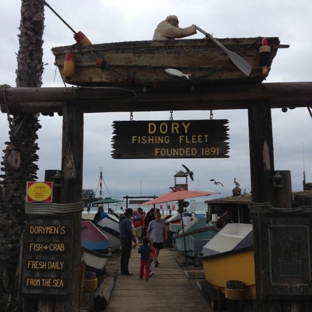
166,15,179,25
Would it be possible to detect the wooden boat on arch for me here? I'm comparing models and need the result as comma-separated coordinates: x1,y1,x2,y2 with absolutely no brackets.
52,37,283,89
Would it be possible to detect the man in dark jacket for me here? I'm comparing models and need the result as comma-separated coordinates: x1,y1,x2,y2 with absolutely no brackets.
119,208,137,275
218,210,233,226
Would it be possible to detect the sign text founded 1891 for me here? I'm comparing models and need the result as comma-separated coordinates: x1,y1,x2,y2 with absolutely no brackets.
111,120,229,159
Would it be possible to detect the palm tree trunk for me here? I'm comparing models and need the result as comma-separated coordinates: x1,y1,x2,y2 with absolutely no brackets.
0,0,44,310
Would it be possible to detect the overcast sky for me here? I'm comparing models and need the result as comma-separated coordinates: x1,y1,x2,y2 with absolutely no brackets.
0,0,311,202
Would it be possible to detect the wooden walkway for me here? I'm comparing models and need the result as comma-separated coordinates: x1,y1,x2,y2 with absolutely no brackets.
105,247,214,312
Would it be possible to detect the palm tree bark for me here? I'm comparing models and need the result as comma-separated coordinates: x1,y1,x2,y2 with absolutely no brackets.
0,0,44,311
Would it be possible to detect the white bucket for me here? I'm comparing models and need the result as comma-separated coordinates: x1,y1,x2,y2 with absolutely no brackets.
211,214,218,222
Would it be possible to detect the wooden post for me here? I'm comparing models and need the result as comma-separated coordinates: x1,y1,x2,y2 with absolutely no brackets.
248,100,275,204
248,105,311,311
248,100,275,311
36,103,83,312
56,102,83,311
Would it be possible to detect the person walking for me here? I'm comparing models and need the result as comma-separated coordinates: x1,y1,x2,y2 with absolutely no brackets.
149,237,156,277
119,208,137,275
93,205,104,223
140,211,147,239
138,236,152,281
145,208,155,229
147,211,167,267
132,209,144,244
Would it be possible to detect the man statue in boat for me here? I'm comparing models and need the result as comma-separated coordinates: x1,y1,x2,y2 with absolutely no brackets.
153,15,196,40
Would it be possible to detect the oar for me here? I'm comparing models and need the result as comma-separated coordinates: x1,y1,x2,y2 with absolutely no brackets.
195,26,252,76
44,1,92,45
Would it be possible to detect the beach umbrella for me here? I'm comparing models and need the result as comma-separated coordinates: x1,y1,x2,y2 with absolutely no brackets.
141,189,219,266
140,190,219,206
92,197,123,209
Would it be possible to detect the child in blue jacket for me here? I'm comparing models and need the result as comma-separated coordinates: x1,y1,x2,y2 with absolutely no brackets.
138,236,151,281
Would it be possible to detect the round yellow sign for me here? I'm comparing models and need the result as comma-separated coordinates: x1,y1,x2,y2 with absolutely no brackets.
28,182,52,202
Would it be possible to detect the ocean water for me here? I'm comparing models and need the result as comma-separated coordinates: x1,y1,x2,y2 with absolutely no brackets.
82,199,208,215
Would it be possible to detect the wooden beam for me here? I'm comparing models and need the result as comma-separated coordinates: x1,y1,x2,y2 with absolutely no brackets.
1,82,312,114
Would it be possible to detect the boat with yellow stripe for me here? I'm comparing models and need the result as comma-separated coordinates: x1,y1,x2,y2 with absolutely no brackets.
199,223,256,300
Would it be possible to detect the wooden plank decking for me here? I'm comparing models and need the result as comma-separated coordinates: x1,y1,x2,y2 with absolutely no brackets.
105,247,214,311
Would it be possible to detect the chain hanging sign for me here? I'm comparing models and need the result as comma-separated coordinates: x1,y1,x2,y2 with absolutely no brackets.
111,119,229,159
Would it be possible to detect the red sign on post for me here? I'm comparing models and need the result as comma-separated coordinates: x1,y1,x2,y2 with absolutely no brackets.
26,181,53,203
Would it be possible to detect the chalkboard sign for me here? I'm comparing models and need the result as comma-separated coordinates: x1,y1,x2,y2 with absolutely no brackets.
111,119,229,159
22,215,73,297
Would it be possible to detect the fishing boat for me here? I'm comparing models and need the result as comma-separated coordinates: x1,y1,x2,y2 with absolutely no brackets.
165,212,191,232
174,218,218,258
96,212,120,234
199,223,255,300
82,247,110,275
94,213,121,250
52,37,282,88
81,220,109,251
97,228,120,251
164,213,193,248
205,194,252,224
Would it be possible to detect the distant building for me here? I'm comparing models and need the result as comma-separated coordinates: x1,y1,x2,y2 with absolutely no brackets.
82,189,99,207
82,189,95,199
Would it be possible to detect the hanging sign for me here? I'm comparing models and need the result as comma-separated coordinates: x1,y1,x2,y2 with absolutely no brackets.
111,119,229,159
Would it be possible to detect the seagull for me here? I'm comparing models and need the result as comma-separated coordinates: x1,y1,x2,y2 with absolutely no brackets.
234,177,240,188
182,164,194,181
210,179,224,187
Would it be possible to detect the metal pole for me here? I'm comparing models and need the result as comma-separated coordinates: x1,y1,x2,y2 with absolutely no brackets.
179,200,192,265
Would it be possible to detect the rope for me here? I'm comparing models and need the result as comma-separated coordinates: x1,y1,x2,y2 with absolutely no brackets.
25,201,84,214
1,84,13,128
